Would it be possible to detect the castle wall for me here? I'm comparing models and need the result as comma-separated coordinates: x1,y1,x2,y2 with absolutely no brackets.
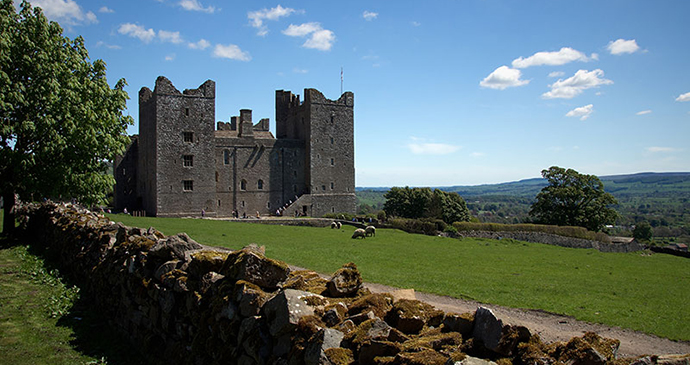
113,136,139,212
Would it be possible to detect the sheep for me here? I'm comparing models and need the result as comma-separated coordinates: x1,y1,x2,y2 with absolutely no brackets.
336,222,342,229
365,225,376,237
351,228,366,239
331,222,337,229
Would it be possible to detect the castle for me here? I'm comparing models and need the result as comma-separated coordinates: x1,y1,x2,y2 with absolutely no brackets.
114,76,356,217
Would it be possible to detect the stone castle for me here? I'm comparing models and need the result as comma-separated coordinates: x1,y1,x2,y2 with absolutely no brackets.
114,76,356,217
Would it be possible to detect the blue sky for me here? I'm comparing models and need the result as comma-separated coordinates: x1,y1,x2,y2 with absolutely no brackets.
21,0,690,187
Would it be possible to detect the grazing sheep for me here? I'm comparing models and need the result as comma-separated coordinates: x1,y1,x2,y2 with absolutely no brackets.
336,222,342,229
331,222,337,229
351,228,366,239
365,225,376,237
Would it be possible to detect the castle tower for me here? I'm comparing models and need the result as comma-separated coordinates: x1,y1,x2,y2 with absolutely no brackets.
137,76,216,217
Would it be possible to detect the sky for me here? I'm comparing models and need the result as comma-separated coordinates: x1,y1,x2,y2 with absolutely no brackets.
18,0,690,187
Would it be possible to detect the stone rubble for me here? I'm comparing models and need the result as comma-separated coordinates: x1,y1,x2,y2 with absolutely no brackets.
15,202,688,365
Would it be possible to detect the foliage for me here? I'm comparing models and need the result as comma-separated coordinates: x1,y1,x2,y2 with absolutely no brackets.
108,214,690,341
632,221,653,242
383,187,470,224
0,1,133,233
529,166,618,232
452,222,611,243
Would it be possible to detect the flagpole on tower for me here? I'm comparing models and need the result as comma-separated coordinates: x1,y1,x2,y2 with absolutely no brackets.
340,67,343,95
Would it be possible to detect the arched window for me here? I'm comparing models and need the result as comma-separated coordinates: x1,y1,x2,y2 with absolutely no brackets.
241,179,247,190
224,149,230,164
258,179,264,190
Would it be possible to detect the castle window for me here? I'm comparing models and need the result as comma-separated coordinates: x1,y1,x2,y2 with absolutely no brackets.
183,180,193,191
322,185,326,191
218,200,221,207
215,172,219,182
183,132,194,143
330,113,335,123
330,137,334,144
241,201,245,208
241,179,247,190
122,168,126,176
257,179,264,190
183,155,193,167
185,108,189,116
330,158,334,166
331,182,334,190
267,201,271,209
224,150,230,164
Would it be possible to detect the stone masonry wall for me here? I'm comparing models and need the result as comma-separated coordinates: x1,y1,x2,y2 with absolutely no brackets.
16,202,673,365
455,231,645,253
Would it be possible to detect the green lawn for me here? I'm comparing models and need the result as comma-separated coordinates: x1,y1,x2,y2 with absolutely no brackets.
107,215,690,341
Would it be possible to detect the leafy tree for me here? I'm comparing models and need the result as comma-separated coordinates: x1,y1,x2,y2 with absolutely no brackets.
529,166,618,232
0,1,133,234
632,221,653,242
383,186,470,224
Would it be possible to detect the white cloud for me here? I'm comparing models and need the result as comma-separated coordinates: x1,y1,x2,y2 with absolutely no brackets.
470,152,485,158
542,69,613,99
363,11,378,21
165,54,175,61
511,47,596,69
607,39,640,55
248,5,299,36
118,23,156,43
98,6,113,13
565,104,594,121
158,30,183,44
548,71,565,78
636,110,652,115
411,21,421,27
179,0,215,13
188,39,211,50
96,41,121,50
675,92,690,102
27,0,97,25
408,141,461,155
213,44,251,61
283,22,335,51
293,68,308,74
479,66,529,90
646,147,680,153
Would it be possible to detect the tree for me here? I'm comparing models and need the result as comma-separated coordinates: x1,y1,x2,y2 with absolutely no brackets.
383,186,471,224
529,166,618,232
632,221,653,242
0,1,133,234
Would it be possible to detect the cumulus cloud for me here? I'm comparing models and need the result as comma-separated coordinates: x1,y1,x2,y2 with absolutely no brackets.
213,44,251,61
407,139,461,155
158,30,183,44
512,47,596,69
118,23,156,43
98,6,113,13
646,147,680,153
636,110,652,115
479,66,529,90
283,22,335,51
565,104,594,121
607,39,640,55
548,71,565,78
188,39,211,50
363,10,378,21
95,41,121,50
26,0,97,25
165,54,176,61
542,69,613,99
248,5,299,36
179,0,215,13
293,68,308,74
675,92,690,102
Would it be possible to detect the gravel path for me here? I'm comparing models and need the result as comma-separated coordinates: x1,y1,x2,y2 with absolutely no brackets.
363,282,690,358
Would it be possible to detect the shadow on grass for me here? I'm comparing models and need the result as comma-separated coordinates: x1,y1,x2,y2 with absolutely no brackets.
2,236,151,365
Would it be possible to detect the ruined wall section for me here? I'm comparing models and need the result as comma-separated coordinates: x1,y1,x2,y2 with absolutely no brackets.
152,77,216,217
138,87,157,215
114,136,139,212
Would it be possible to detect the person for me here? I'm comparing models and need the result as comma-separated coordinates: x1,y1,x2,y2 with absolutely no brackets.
123,207,128,215
256,211,260,218
201,209,205,218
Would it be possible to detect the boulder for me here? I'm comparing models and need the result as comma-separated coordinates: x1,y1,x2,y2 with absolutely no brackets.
187,249,231,278
235,280,270,317
327,262,363,297
222,249,290,290
449,356,499,365
472,307,530,356
443,312,474,338
149,233,203,261
385,299,445,334
263,289,319,336
304,328,346,365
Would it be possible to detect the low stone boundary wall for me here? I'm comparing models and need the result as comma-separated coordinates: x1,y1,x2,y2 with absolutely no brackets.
14,203,672,365
455,230,645,253
650,246,690,259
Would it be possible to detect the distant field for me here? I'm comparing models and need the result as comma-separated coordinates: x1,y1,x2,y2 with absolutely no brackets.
108,214,690,341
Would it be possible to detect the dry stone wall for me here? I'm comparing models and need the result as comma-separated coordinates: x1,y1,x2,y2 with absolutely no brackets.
455,231,645,253
15,202,681,365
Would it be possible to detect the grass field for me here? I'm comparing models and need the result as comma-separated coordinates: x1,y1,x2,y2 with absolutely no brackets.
108,215,690,341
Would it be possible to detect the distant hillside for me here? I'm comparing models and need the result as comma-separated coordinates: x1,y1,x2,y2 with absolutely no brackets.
356,172,690,237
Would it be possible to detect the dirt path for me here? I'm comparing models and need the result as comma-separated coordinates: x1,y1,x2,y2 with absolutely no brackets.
363,282,690,358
